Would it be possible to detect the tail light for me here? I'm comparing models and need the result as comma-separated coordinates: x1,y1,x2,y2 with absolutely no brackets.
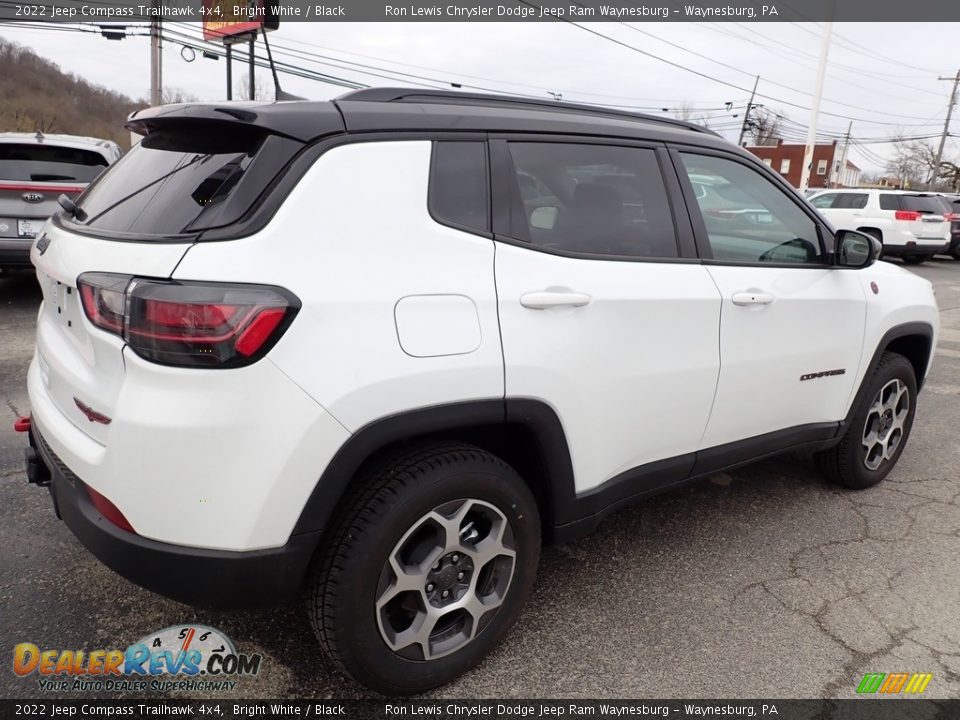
894,210,921,221
78,273,299,368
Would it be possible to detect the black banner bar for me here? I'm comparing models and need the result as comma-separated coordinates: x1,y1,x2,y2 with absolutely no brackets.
1,700,958,720
4,0,960,22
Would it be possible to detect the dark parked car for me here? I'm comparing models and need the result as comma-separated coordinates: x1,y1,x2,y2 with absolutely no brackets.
0,132,120,272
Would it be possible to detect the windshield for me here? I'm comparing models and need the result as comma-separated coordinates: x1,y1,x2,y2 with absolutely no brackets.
0,143,108,183
900,195,944,214
75,130,263,235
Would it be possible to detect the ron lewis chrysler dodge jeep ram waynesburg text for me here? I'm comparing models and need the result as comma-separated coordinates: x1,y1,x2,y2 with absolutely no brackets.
18,89,939,695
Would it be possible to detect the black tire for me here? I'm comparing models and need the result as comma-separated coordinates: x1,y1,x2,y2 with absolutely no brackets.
815,352,918,489
902,255,926,265
307,443,540,695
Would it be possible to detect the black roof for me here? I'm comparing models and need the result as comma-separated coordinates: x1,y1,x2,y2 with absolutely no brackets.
127,87,730,149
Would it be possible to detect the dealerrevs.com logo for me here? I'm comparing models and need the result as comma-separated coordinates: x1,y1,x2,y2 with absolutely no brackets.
13,624,262,692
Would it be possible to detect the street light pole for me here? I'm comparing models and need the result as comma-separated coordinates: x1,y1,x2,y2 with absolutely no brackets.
799,20,834,192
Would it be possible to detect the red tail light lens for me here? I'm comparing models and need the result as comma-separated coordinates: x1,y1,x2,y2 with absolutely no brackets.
78,273,130,334
894,210,921,221
77,274,299,368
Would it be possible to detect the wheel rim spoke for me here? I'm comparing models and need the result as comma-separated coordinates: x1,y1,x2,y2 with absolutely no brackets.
375,497,517,660
861,378,909,472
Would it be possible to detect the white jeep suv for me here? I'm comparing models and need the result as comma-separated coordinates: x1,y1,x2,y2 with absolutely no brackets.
808,188,951,264
19,89,939,695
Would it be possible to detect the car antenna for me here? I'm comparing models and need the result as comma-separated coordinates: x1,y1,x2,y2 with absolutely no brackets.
261,30,305,101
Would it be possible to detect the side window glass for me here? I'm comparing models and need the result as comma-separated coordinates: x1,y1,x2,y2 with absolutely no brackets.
810,193,837,209
835,193,868,209
429,142,488,233
503,142,679,259
879,194,900,211
679,153,823,265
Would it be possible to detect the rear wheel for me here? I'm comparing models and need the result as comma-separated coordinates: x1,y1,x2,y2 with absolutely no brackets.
815,352,917,489
307,444,540,695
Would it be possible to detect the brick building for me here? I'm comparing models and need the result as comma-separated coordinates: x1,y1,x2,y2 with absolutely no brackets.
745,139,861,190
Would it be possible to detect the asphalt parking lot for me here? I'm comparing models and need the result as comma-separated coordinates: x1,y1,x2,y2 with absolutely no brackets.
1,260,959,700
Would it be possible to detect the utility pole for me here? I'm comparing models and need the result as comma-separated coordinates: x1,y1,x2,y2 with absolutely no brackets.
929,70,960,190
830,121,852,188
248,34,256,100
149,15,162,106
738,75,759,147
799,17,834,192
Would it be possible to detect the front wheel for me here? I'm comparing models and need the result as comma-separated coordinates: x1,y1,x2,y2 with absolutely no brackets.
902,255,926,265
307,444,541,695
815,352,918,489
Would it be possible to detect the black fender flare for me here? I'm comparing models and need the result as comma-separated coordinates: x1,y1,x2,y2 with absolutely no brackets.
837,321,935,437
291,398,579,536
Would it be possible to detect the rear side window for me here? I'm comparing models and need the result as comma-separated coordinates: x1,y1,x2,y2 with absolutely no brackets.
72,127,302,238
429,142,488,234
501,142,678,259
879,194,899,211
0,143,108,183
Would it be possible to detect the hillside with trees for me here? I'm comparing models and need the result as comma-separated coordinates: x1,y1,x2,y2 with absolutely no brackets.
0,37,142,148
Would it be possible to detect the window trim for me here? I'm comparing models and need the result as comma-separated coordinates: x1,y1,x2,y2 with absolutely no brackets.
668,145,834,269
488,135,699,264
426,138,494,239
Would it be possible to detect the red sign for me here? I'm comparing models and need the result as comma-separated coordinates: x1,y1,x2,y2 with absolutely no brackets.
203,0,263,41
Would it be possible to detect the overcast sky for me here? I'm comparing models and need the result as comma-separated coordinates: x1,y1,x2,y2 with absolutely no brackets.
2,21,957,173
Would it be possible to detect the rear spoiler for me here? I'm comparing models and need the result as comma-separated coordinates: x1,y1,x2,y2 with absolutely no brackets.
125,102,345,143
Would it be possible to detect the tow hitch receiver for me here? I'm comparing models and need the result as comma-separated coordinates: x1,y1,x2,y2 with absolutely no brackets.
24,446,51,487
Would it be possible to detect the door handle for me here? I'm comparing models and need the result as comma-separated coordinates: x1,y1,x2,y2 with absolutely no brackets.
731,291,775,307
519,291,592,309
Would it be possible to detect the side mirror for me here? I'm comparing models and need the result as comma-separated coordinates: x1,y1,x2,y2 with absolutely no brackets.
530,206,558,230
835,229,880,268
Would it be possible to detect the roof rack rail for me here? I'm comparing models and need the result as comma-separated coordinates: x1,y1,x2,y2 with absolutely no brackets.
337,87,720,136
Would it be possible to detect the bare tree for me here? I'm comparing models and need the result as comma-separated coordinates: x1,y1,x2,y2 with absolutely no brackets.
743,107,782,146
159,87,200,104
886,135,947,188
236,75,270,101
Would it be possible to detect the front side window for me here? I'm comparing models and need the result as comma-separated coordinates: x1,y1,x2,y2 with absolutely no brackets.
810,193,838,209
833,193,868,209
502,142,678,259
679,153,823,265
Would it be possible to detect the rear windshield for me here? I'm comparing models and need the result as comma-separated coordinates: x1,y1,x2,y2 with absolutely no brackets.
73,127,281,236
0,143,108,183
899,195,944,214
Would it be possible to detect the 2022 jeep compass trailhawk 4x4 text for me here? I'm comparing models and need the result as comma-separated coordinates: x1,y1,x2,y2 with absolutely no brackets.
18,89,939,695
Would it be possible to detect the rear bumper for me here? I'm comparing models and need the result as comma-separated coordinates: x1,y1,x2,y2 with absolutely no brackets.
0,237,33,266
30,425,320,608
882,241,950,257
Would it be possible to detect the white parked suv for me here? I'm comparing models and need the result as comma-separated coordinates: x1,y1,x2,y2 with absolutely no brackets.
808,188,951,264
19,89,939,694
